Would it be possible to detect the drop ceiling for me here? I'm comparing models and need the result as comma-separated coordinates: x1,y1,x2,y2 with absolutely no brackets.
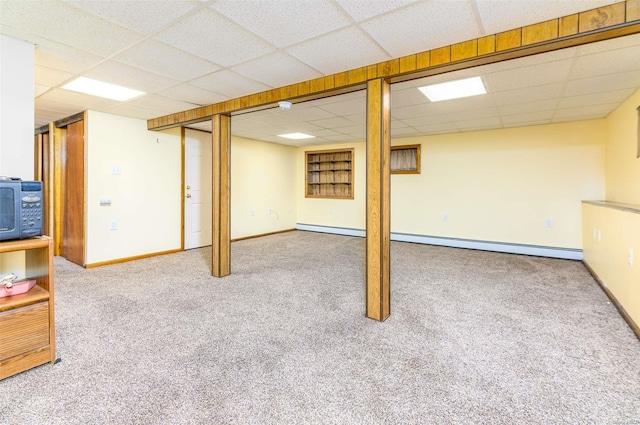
1,0,638,146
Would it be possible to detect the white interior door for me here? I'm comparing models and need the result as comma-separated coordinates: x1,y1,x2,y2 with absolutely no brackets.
184,129,212,250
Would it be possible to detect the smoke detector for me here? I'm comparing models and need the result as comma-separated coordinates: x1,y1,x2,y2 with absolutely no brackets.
278,101,292,110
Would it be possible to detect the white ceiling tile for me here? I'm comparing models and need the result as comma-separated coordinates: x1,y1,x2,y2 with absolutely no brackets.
34,109,64,126
498,100,559,116
483,59,573,92
67,0,201,35
552,115,606,124
401,114,455,127
492,83,565,106
40,88,120,110
286,26,390,75
445,106,500,121
576,33,640,55
323,134,359,143
454,116,502,131
335,124,366,135
429,93,497,114
34,41,103,74
361,1,480,57
570,45,640,80
343,113,366,124
502,119,551,128
553,103,618,120
85,60,179,93
391,103,439,120
155,8,275,67
158,84,229,106
482,47,577,73
564,70,640,96
412,122,459,134
391,87,429,108
317,97,365,116
124,94,201,114
391,126,420,137
336,0,419,22
500,110,554,125
34,64,74,87
35,85,50,97
475,0,616,35
187,121,212,132
113,39,220,81
190,69,272,98
557,88,635,109
35,97,84,115
1,0,142,56
282,107,336,122
305,128,343,138
231,52,323,88
212,0,351,48
310,116,356,129
103,103,170,120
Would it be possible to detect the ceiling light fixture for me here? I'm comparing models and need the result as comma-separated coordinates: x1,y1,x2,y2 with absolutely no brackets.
278,100,292,110
277,132,315,140
62,77,145,101
418,76,487,102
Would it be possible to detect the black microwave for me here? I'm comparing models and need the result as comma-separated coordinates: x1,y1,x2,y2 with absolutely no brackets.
0,178,43,241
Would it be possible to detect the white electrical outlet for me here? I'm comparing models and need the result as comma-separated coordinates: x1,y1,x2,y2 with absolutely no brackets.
545,219,553,228
268,208,272,214
329,207,333,214
110,166,121,175
250,209,255,216
593,227,597,239
628,248,633,266
109,220,118,230
442,214,448,222
597,230,602,242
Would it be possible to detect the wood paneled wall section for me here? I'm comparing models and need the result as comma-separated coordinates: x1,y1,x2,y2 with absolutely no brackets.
33,131,53,237
62,119,85,266
53,126,64,255
212,114,231,277
147,1,640,131
366,79,391,322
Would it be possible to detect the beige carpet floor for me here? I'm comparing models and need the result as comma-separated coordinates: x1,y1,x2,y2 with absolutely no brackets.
1,230,639,424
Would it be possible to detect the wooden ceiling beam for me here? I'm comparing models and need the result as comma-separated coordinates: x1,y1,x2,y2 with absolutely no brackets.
147,0,640,131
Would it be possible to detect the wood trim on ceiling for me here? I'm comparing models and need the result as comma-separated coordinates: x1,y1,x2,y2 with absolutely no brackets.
54,111,85,129
147,1,640,131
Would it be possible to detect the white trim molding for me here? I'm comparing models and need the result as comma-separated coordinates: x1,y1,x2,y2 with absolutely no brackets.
295,224,583,260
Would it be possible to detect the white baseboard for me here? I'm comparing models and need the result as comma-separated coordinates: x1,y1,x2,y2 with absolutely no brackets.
296,223,365,237
295,223,583,260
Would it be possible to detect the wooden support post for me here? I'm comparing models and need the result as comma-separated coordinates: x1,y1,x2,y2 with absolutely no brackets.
212,114,231,277
366,78,391,321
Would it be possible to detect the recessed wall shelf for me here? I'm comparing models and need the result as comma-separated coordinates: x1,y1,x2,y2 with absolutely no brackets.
306,148,354,199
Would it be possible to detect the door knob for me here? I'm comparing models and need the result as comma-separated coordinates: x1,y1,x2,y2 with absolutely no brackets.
186,185,191,189
186,194,192,198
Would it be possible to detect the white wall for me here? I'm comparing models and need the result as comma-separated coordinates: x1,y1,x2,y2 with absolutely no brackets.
85,111,182,265
296,142,366,230
296,120,606,250
0,34,34,180
231,136,297,239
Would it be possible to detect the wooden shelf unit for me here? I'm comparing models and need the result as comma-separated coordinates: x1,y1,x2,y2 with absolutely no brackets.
306,148,354,199
0,236,56,380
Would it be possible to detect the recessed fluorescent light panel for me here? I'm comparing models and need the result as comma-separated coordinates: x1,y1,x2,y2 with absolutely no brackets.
62,77,145,101
418,76,487,102
277,133,315,140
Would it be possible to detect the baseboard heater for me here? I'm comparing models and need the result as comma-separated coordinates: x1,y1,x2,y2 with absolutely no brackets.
295,223,583,260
